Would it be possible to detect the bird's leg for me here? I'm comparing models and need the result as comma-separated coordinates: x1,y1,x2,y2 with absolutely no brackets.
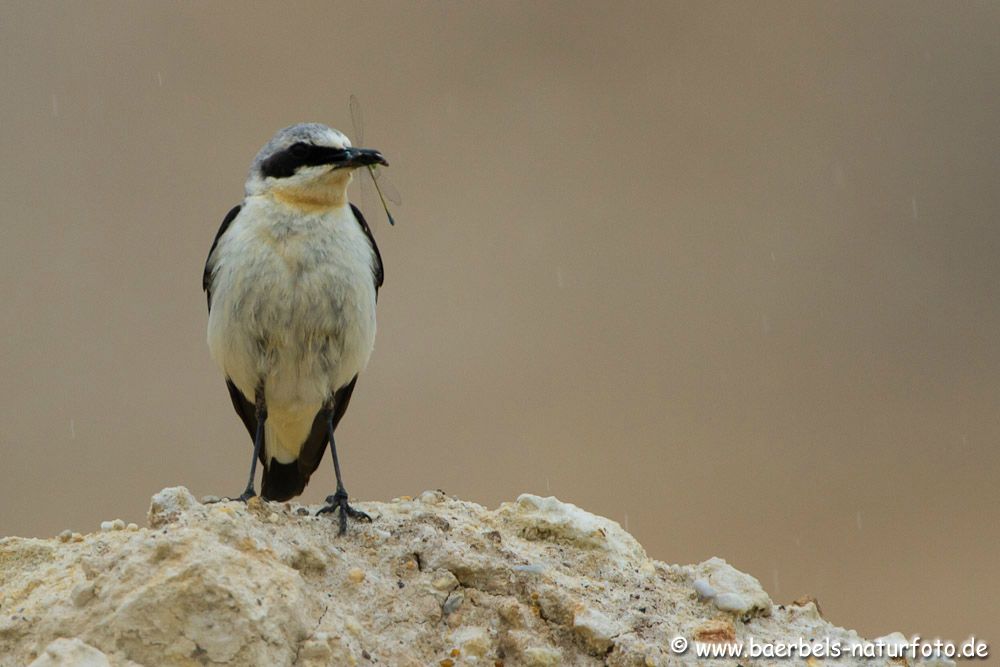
317,410,371,534
236,388,267,502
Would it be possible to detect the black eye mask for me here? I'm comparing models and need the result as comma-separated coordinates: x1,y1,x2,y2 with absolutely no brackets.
259,142,349,179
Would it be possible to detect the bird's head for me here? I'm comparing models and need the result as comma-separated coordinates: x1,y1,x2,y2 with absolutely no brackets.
244,123,388,210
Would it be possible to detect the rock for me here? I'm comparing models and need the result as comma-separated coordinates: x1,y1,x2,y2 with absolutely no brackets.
501,494,646,563
521,645,562,665
447,626,490,659
692,577,716,600
98,519,126,533
694,617,736,643
686,556,772,616
70,581,97,607
27,638,111,667
147,486,198,527
874,631,909,650
442,589,463,615
572,604,622,653
0,487,915,666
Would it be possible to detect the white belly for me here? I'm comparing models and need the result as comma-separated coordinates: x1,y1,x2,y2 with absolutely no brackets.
206,198,377,461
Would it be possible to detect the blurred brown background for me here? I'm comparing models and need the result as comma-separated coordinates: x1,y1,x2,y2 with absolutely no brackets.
1,0,997,649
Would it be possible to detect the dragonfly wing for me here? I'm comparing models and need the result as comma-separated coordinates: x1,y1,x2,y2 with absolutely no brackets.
371,165,402,205
349,94,380,218
349,94,365,144
349,94,400,222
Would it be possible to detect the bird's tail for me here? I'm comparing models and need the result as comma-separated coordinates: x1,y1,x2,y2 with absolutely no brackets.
259,407,331,502
261,459,307,501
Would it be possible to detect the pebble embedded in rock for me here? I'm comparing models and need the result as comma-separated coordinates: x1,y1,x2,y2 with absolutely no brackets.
347,567,366,583
693,578,717,600
442,590,464,615
447,627,490,658
522,646,562,666
71,582,96,607
26,638,111,667
694,617,736,643
418,490,445,505
572,605,621,653
688,557,771,617
432,572,458,591
714,592,750,613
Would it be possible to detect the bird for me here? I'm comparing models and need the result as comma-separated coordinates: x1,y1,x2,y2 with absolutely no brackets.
202,123,387,533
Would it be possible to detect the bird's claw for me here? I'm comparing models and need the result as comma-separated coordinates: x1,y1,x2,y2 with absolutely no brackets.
317,490,371,535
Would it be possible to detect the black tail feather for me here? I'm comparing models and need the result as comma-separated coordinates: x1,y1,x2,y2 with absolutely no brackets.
261,459,307,501
260,407,331,502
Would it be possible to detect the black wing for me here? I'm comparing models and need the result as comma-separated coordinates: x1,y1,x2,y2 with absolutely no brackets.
226,378,257,442
350,203,383,296
203,204,242,311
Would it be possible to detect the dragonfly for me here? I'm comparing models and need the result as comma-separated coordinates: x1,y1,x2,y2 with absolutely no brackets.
350,95,401,226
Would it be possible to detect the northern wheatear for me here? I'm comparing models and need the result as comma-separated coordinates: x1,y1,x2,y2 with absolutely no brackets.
203,123,388,533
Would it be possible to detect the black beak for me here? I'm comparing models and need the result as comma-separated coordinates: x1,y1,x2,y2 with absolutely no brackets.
340,147,388,169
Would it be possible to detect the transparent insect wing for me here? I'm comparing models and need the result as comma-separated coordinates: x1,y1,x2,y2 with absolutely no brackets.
350,94,365,144
370,164,402,205
350,95,402,216
349,95,375,212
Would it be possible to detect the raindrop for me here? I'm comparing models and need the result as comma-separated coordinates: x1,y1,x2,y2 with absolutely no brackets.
69,419,76,439
157,72,163,87
911,198,918,220
855,511,863,531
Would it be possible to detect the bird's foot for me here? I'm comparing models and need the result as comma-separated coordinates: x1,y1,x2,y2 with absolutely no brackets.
221,489,256,503
317,490,371,535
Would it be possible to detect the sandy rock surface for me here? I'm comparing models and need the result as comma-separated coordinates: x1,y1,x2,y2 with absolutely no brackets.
0,488,938,666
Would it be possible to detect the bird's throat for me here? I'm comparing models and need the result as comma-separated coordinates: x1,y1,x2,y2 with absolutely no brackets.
271,172,351,213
